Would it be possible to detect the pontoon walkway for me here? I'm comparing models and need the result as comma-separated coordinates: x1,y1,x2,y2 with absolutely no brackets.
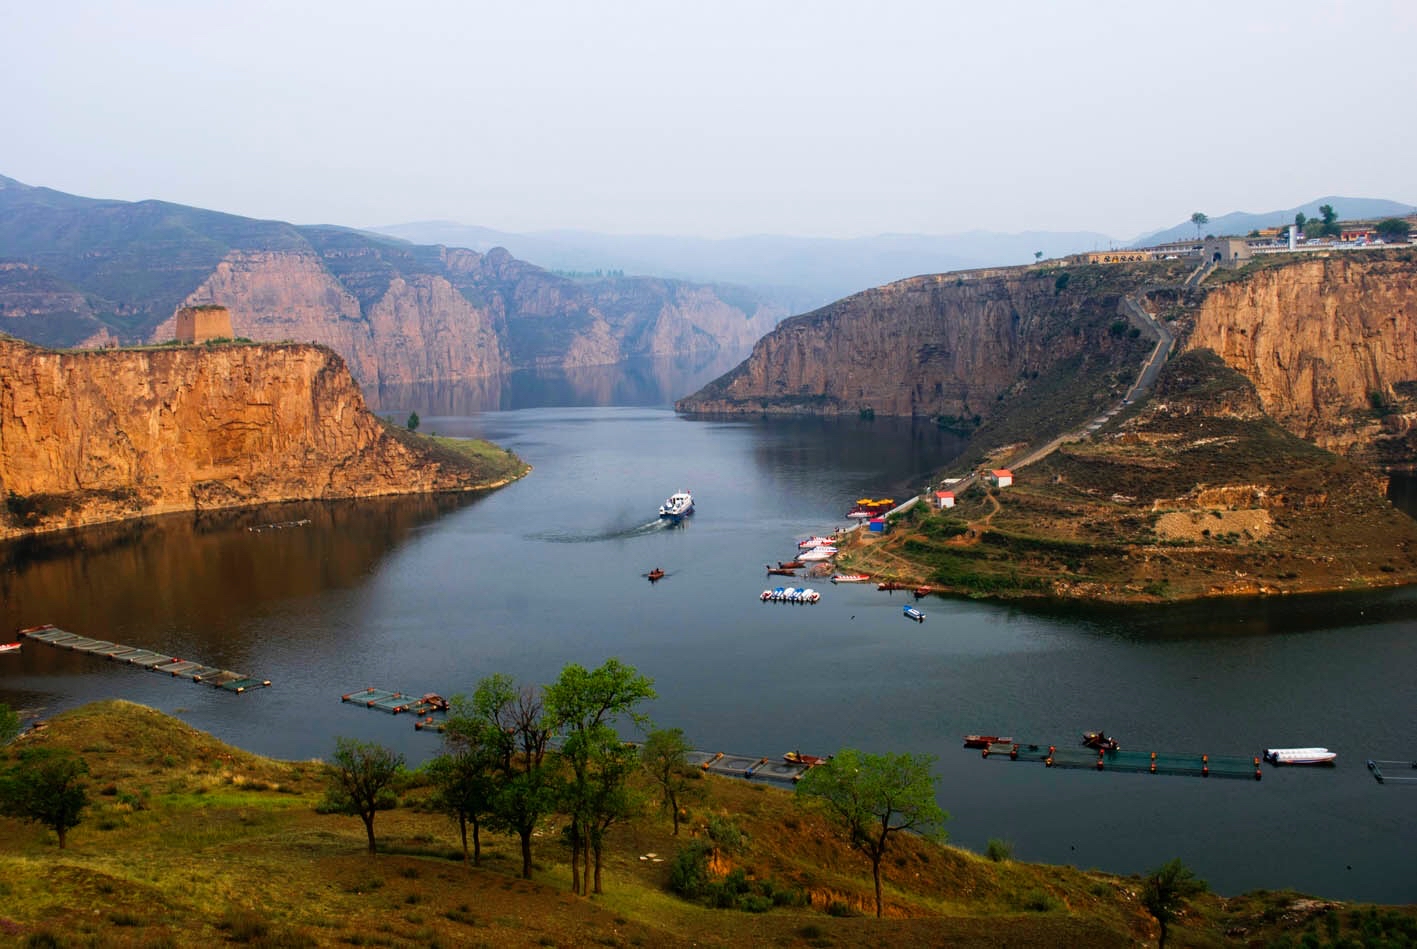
18,624,270,692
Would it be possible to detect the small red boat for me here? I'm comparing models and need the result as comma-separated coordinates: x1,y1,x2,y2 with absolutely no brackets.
778,560,805,569
783,751,829,767
766,566,798,576
0,642,21,654
962,735,1013,748
647,568,665,581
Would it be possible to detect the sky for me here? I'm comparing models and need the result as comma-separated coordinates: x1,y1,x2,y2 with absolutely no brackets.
3,0,1414,241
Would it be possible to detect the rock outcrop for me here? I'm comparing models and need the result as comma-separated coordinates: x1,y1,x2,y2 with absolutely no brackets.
1185,253,1417,465
677,265,1167,426
0,337,521,538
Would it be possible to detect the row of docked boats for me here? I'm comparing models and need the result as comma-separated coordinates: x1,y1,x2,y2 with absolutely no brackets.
760,586,821,603
965,732,1340,766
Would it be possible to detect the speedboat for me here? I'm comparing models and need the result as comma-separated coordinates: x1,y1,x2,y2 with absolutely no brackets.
658,490,694,521
798,535,837,549
830,573,870,583
0,642,20,653
903,605,926,622
1264,747,1337,765
798,547,837,562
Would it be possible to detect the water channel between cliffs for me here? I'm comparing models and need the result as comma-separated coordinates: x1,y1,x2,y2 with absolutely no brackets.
3,373,1416,905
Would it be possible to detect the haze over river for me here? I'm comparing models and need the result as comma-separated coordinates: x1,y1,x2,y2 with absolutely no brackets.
3,357,1415,904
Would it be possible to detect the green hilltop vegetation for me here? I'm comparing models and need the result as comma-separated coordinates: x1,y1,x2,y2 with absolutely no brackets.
2,700,1415,947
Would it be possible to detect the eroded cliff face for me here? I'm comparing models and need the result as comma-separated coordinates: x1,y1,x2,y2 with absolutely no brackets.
0,337,512,538
1185,254,1417,463
141,246,778,388
677,268,1151,420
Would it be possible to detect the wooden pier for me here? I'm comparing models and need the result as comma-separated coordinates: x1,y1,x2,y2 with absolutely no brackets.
974,740,1263,780
18,625,270,692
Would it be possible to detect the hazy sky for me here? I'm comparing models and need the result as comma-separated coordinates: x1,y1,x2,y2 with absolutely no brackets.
4,1,1413,240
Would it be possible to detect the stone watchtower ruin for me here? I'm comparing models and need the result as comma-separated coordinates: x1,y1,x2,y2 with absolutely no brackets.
175,304,233,344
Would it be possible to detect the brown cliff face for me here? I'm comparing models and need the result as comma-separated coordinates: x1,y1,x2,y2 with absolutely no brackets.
677,266,1161,421
0,337,518,538
1185,253,1417,464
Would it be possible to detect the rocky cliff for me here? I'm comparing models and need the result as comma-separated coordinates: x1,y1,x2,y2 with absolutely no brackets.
0,337,523,538
0,178,783,388
676,264,1179,428
1184,253,1417,466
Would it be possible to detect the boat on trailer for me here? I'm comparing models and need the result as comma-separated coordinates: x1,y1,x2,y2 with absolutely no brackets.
1264,747,1337,765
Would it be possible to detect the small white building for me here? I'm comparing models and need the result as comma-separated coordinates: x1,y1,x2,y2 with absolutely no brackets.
990,469,1013,488
935,491,955,509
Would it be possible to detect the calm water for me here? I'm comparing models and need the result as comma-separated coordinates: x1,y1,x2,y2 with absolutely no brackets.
3,362,1416,904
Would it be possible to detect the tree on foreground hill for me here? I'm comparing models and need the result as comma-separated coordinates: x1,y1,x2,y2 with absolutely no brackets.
641,727,694,835
424,730,497,867
794,748,947,918
1142,857,1207,948
0,747,90,848
322,737,404,854
473,673,556,880
1190,212,1208,238
544,658,656,895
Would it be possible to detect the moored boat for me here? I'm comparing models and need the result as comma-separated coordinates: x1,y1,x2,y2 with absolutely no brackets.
1264,747,1337,765
783,750,829,766
798,547,837,562
1082,730,1120,752
766,566,797,577
0,642,20,653
798,535,837,549
778,560,805,569
963,735,1013,748
830,573,870,583
658,490,694,521
760,586,821,603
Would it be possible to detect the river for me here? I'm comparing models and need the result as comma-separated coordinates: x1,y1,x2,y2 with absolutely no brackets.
2,357,1415,904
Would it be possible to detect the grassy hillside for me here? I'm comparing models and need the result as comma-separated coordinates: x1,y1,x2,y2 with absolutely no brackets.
2,702,1413,947
838,351,1417,601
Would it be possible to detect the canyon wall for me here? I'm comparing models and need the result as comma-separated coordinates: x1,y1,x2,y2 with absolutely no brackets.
677,267,1156,422
1185,254,1417,463
0,337,514,538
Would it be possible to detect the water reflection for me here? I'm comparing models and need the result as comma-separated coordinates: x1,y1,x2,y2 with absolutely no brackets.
368,351,743,415
0,494,483,657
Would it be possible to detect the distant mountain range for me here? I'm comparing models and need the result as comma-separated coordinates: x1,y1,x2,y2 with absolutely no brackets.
370,223,1117,314
376,195,1414,312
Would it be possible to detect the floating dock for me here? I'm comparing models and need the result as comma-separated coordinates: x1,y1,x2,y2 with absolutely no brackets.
687,750,814,784
341,687,448,718
1366,759,1417,785
974,740,1262,780
18,624,270,692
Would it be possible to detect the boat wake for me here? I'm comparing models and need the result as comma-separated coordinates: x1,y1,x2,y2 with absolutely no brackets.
531,520,673,543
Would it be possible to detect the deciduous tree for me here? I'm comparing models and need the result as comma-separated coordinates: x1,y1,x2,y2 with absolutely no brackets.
474,673,556,880
640,727,693,835
0,747,90,848
424,719,497,866
1376,218,1411,242
545,658,655,895
1142,857,1207,948
322,737,404,854
794,748,947,917
1190,212,1208,238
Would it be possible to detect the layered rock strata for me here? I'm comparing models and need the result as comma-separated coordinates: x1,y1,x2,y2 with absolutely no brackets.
0,337,516,538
